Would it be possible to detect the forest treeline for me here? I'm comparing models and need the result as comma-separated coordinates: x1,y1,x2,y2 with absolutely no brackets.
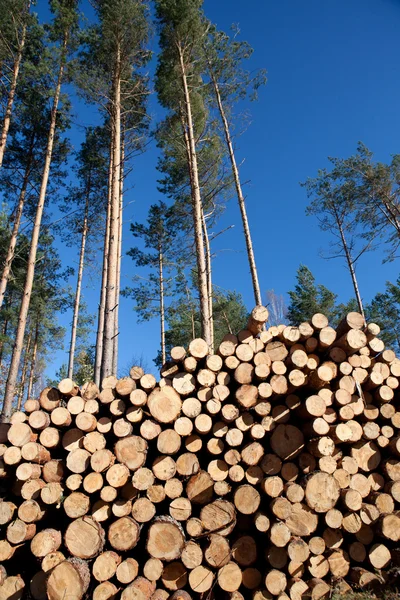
0,0,398,420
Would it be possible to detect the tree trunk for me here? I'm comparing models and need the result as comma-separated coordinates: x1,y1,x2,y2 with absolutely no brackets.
27,319,38,400
0,288,13,369
67,188,90,379
201,209,214,352
0,0,30,167
94,142,114,387
1,33,68,422
159,246,166,365
209,69,262,307
334,206,365,319
178,44,211,348
17,329,31,410
112,135,124,376
0,137,35,309
100,45,121,381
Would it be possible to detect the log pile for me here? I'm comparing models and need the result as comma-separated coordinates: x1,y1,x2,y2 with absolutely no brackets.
1,307,400,599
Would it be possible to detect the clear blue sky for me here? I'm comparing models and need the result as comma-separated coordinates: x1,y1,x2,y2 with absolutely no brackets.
38,0,400,378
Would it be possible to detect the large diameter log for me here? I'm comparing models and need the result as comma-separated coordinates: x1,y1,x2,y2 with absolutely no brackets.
47,559,90,600
305,473,340,513
65,517,105,559
114,436,147,471
147,518,185,560
148,387,182,423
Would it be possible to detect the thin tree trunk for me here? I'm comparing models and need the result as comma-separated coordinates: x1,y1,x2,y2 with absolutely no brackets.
112,135,124,376
0,137,35,309
201,209,214,352
27,319,38,400
1,33,68,422
334,207,365,319
94,142,114,387
0,0,30,168
67,188,89,379
159,246,166,365
101,46,121,380
17,329,31,410
178,43,211,347
209,69,262,307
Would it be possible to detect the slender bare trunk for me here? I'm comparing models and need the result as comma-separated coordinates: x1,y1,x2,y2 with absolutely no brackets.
17,329,31,410
27,319,38,400
178,45,211,346
0,138,35,308
67,190,89,379
94,143,113,387
101,46,121,380
112,136,124,376
0,0,30,167
209,70,262,307
158,246,166,365
334,207,365,319
201,209,214,352
2,33,68,422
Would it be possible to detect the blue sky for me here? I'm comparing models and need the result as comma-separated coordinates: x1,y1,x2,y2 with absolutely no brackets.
36,0,400,378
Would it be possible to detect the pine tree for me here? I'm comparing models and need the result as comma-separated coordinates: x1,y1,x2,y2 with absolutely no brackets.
303,160,376,318
124,201,179,365
58,125,108,379
1,0,78,421
77,0,150,381
203,24,266,306
0,0,33,166
315,143,400,262
287,265,339,325
0,56,70,309
366,277,400,353
155,0,213,346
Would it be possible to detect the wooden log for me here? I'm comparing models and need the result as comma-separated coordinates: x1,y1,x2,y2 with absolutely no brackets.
47,559,90,600
147,518,185,560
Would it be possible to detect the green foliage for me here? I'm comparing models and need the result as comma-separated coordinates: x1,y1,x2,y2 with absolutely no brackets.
204,24,267,106
309,143,400,262
77,0,150,148
125,201,179,322
366,277,400,353
287,265,339,325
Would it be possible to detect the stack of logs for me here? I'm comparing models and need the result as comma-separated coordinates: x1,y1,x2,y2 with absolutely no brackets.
1,307,400,600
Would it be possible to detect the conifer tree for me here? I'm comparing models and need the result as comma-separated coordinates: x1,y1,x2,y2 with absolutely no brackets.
2,0,78,421
0,62,70,309
59,126,108,379
125,201,179,365
155,0,213,346
78,0,150,381
287,265,338,325
0,0,32,166
204,25,266,306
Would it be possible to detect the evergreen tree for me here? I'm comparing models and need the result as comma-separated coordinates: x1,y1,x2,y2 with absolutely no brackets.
77,0,150,382
2,0,78,421
124,201,179,365
58,125,108,379
314,143,400,262
0,57,70,308
0,0,33,166
287,265,338,325
303,159,377,318
155,0,214,347
203,24,266,306
366,278,400,353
